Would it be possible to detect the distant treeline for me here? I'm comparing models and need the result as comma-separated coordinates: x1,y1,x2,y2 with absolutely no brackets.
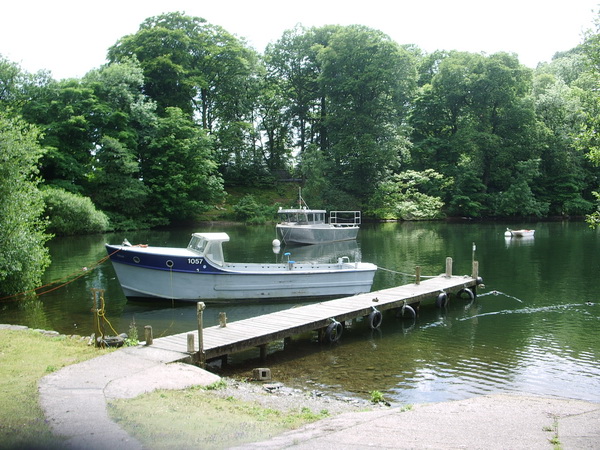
3,11,600,232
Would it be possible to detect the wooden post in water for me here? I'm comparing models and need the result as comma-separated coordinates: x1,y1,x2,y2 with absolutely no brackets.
472,260,479,279
472,260,479,296
415,266,421,285
144,325,153,346
197,302,206,367
445,257,453,278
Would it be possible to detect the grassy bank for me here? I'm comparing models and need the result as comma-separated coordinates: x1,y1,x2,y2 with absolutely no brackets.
0,327,369,449
108,382,333,449
0,328,109,448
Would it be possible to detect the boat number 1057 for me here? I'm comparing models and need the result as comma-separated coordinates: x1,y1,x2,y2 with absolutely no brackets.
187,258,204,265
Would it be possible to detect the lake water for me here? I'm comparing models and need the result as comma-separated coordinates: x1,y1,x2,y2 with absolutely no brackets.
1,221,599,405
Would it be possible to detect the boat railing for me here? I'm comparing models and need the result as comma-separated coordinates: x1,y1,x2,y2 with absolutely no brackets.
329,211,361,227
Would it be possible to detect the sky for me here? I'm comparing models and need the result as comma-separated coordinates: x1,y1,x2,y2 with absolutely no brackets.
1,0,598,80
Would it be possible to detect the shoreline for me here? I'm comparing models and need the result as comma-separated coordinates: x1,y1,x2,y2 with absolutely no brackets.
3,324,600,448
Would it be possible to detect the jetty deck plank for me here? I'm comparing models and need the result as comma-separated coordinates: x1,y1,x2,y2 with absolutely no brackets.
148,274,477,362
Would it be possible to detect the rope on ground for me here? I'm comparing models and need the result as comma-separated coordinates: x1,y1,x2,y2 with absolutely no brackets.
377,266,439,279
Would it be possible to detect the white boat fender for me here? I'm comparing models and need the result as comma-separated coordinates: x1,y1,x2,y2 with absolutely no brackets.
325,319,343,343
401,303,416,319
436,292,449,309
456,287,475,300
272,239,281,247
368,308,383,329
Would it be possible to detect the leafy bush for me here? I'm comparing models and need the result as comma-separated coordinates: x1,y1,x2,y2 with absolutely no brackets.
232,194,278,224
366,170,447,220
43,187,110,235
0,113,51,295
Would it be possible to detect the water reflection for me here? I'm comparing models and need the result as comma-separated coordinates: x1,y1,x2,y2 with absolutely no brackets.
276,240,362,264
504,236,535,247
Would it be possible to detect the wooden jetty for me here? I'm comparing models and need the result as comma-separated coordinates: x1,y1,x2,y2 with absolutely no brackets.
145,258,481,366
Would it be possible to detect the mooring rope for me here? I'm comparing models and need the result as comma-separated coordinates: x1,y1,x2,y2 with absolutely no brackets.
377,266,439,279
0,248,122,303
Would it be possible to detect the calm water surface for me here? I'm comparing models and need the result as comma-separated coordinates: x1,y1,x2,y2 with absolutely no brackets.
1,221,599,405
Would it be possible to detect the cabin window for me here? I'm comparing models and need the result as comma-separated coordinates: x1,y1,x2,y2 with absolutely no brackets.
188,236,207,253
204,242,224,266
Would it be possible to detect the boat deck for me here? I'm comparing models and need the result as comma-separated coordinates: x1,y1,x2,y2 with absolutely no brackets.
146,271,479,364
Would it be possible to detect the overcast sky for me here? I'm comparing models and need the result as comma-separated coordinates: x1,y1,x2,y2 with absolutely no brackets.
1,0,598,80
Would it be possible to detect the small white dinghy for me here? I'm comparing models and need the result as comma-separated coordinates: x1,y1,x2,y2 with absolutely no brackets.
504,228,535,238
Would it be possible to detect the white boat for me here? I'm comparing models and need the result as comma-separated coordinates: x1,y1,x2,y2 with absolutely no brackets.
276,191,361,245
106,232,377,302
504,228,535,238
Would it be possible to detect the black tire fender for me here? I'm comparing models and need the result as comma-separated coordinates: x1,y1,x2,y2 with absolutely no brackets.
325,321,343,343
368,310,383,329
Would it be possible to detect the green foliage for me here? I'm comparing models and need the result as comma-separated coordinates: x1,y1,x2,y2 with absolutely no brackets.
124,318,139,347
494,159,549,217
233,194,278,224
42,187,110,235
0,113,51,296
586,192,600,227
367,170,447,220
5,12,600,225
143,107,225,222
89,135,150,229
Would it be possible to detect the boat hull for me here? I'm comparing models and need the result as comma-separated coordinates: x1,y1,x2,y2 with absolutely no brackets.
276,224,359,245
106,244,376,302
505,229,535,238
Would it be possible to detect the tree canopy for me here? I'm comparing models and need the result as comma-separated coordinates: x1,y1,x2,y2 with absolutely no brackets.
2,10,600,232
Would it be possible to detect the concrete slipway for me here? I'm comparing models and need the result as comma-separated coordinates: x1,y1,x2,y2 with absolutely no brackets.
35,342,600,449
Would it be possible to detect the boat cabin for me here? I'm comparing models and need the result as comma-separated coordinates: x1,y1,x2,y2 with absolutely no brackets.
277,208,327,225
187,232,229,266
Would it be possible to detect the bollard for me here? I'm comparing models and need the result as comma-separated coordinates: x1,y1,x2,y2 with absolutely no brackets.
415,266,421,285
445,257,453,278
219,312,227,327
197,302,206,367
187,333,194,353
144,325,153,346
472,260,479,279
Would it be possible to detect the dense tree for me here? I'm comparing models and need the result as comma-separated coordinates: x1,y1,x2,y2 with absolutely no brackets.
266,25,417,207
579,13,600,225
20,77,97,193
532,65,593,216
318,26,417,200
0,113,51,295
83,60,155,227
108,12,262,184
410,52,543,217
143,107,224,222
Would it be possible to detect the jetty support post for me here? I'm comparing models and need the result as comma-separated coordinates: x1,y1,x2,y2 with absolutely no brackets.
259,344,267,363
197,302,206,367
415,266,421,285
472,260,479,295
